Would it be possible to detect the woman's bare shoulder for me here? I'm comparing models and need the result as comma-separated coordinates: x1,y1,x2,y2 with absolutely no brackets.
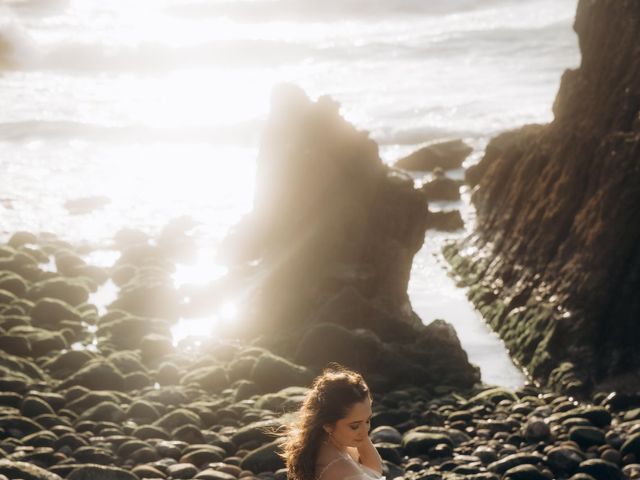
316,457,361,480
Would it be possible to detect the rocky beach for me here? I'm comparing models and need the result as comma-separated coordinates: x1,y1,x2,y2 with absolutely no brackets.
1,0,640,479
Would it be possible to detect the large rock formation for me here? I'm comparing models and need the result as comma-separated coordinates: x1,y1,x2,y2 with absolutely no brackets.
221,85,428,336
446,0,640,395
216,84,479,390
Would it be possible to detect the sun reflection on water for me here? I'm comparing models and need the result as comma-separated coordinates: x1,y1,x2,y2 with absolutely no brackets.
172,253,228,289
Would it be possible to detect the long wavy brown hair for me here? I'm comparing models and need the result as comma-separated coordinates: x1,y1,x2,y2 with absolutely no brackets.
280,364,370,480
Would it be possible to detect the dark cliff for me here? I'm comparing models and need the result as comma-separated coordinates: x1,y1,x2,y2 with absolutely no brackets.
446,0,640,394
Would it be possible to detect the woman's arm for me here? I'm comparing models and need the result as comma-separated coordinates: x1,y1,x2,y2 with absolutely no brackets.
355,436,383,475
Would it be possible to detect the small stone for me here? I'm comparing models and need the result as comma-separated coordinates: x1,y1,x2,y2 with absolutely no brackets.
58,360,125,391
546,446,583,475
622,464,640,478
601,449,621,465
578,459,623,480
0,415,43,437
488,453,544,475
167,463,199,479
67,464,139,480
429,443,452,458
73,446,115,464
402,430,453,455
570,426,606,448
473,446,498,465
180,447,225,467
195,469,237,480
21,396,55,418
21,431,57,448
523,417,551,442
240,439,286,474
0,335,31,356
622,433,640,458
117,439,151,459
156,362,180,385
131,464,165,478
9,231,38,247
54,433,89,451
394,139,472,171
154,408,201,431
31,297,82,327
172,424,205,444
126,400,160,422
79,401,126,423
503,464,548,480
0,459,62,480
140,334,174,363
181,365,229,393
370,426,402,444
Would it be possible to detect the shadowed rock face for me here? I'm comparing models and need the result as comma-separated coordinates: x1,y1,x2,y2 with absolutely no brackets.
448,0,640,394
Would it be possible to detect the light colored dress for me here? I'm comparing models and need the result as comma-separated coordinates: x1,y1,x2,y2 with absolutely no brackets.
315,448,386,480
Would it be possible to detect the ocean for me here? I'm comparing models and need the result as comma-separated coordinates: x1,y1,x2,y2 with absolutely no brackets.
0,0,580,387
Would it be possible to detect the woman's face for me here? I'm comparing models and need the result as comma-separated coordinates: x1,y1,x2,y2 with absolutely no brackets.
324,396,372,449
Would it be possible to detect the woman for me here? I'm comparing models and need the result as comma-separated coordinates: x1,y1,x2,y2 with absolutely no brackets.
281,364,385,480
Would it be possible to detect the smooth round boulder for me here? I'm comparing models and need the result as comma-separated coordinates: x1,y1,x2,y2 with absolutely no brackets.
0,335,31,356
240,439,286,474
0,415,43,437
154,408,201,431
578,459,623,480
295,323,382,374
59,359,125,391
402,430,453,456
67,464,139,480
621,433,640,458
523,417,551,442
422,176,461,201
504,464,548,480
546,446,583,475
0,270,27,297
167,463,198,479
79,401,126,423
131,465,164,479
181,365,229,393
370,426,402,444
126,400,160,422
140,333,174,362
231,419,281,448
179,446,226,467
9,232,38,247
487,453,545,475
27,278,90,306
21,396,55,417
473,446,498,465
250,352,312,393
0,459,62,480
570,426,606,448
194,469,237,480
394,139,472,171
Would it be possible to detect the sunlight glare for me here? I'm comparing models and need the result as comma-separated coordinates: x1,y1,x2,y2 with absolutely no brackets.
171,316,215,347
173,256,228,288
220,302,237,322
